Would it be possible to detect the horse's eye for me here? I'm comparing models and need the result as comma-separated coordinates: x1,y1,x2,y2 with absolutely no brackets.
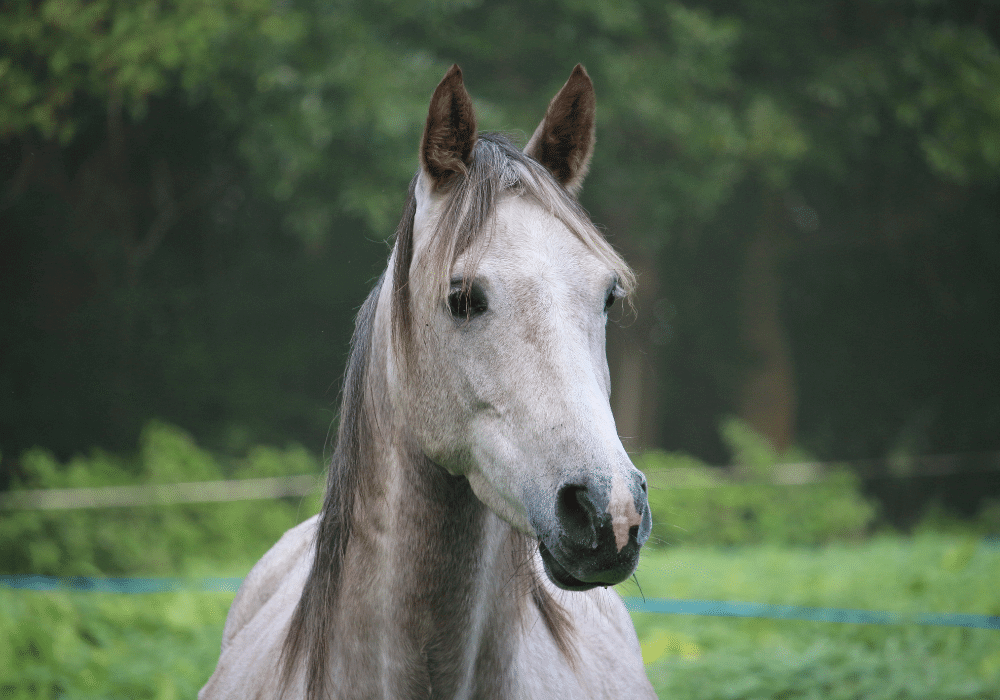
448,282,488,320
604,283,623,313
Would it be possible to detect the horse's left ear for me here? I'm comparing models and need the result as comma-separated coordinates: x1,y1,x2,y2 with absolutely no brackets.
421,64,478,190
524,64,596,196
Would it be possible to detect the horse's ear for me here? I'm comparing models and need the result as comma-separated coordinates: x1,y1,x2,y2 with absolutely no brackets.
524,64,596,196
421,64,477,190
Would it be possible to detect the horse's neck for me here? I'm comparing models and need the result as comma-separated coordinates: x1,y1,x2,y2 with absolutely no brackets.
334,372,527,699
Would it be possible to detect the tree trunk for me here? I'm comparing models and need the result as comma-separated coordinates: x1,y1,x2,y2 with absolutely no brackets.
608,257,660,455
737,194,796,453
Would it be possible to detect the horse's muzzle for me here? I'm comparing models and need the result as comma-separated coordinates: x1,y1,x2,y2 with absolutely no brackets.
536,478,651,591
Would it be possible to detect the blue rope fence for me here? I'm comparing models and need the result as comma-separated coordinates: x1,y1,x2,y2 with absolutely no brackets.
622,597,1000,631
2,575,997,630
1,574,244,594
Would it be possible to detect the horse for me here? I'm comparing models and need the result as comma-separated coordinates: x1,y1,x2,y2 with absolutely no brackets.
200,64,656,700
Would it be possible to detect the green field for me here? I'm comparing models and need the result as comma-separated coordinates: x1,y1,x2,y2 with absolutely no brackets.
628,537,1000,700
3,533,997,699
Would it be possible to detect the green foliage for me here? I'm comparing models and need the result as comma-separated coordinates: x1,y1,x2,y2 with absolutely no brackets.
637,420,876,547
2,535,996,699
221,4,446,243
628,534,1000,616
0,0,272,142
645,1,1000,463
0,588,231,699
2,0,999,490
886,22,1000,183
626,536,1000,699
719,416,783,477
912,500,1000,540
642,621,999,700
642,458,876,548
0,421,322,577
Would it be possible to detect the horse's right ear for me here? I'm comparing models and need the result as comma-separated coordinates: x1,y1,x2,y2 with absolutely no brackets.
421,65,478,190
524,65,596,196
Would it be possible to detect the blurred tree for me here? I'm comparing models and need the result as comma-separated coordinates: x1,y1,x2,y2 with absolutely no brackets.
717,0,1000,461
0,0,436,463
1,0,997,493
599,0,1000,461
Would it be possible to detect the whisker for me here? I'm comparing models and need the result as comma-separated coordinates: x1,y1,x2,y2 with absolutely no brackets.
632,574,646,603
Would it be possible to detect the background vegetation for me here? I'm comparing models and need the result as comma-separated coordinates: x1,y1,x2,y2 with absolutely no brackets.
4,540,999,699
3,0,998,486
0,422,322,577
2,1,999,698
2,424,998,698
3,491,998,699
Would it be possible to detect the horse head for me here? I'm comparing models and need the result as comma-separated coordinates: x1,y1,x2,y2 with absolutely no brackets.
386,65,651,591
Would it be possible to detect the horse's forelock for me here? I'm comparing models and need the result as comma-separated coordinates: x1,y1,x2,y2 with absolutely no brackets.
392,133,634,364
391,176,418,363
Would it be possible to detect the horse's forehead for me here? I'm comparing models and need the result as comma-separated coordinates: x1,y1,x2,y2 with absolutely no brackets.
466,197,606,281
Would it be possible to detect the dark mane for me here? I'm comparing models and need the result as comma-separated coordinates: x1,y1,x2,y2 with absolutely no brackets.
280,273,383,698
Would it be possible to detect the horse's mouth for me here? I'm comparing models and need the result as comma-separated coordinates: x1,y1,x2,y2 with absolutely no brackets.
537,540,603,591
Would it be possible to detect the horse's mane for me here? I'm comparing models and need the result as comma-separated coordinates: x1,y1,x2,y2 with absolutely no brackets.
279,271,383,698
281,133,629,698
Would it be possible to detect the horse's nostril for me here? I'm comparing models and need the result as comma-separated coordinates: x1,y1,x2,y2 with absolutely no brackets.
556,483,598,548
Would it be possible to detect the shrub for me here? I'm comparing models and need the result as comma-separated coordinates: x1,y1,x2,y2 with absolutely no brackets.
0,422,323,577
0,587,231,699
637,419,876,547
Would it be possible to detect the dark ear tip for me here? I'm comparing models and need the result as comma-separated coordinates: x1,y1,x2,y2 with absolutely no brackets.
433,64,465,94
570,64,592,83
564,65,594,98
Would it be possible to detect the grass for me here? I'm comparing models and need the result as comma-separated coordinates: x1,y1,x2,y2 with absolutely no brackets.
621,534,1000,700
625,533,999,615
2,533,998,699
0,589,232,700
